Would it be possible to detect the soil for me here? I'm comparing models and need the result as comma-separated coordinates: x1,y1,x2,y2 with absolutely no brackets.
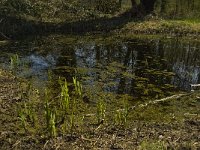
0,69,200,150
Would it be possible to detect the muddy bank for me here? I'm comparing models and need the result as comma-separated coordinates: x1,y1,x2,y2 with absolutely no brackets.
0,69,20,102
0,69,199,149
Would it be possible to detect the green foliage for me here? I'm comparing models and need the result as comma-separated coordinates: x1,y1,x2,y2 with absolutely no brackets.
96,100,106,124
114,99,129,126
18,108,27,131
139,140,167,150
44,89,51,130
59,78,70,114
1,0,200,24
17,101,37,132
73,77,82,98
10,54,19,70
49,111,56,137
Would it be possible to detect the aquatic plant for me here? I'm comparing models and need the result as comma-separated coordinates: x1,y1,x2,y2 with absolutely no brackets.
44,89,58,137
17,99,38,131
10,54,19,70
24,102,36,127
44,89,51,129
73,77,82,98
49,111,57,137
114,100,129,126
18,108,27,132
60,79,70,114
69,113,75,134
96,100,106,124
58,77,81,134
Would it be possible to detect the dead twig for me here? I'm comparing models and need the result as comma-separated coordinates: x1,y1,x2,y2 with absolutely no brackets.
43,140,49,150
0,32,10,40
129,93,186,111
80,135,96,142
12,140,21,148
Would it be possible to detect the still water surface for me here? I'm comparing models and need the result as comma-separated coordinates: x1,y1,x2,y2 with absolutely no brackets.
0,35,200,99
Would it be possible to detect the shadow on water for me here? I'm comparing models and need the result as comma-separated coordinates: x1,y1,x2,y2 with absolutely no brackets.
0,35,199,100
0,11,133,39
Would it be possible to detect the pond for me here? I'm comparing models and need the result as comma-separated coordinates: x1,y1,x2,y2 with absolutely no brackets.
0,35,200,101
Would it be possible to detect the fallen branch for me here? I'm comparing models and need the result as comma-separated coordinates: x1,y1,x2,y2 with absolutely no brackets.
0,32,10,40
84,93,187,116
190,84,200,91
190,84,200,87
129,93,186,111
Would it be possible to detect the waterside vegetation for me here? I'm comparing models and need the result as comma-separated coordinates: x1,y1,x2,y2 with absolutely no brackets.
0,0,200,149
0,67,199,149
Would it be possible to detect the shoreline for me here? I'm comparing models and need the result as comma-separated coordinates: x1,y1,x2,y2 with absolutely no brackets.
116,20,200,38
1,15,200,40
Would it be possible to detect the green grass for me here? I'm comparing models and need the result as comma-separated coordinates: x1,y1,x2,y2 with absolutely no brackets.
96,100,106,124
139,140,167,150
118,19,200,38
10,54,19,70
177,18,200,23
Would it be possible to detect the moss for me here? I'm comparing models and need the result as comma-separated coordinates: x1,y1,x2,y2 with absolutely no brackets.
117,19,200,39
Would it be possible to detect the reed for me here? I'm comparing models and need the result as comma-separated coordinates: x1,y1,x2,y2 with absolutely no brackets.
10,54,19,70
62,79,70,114
58,77,80,135
49,111,57,137
44,89,51,129
18,108,27,132
24,102,36,127
17,101,37,132
44,89,58,137
114,100,129,126
69,113,75,134
96,100,106,124
73,77,82,98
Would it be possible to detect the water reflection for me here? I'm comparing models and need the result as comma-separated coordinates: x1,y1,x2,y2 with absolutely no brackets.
161,39,200,90
0,36,199,98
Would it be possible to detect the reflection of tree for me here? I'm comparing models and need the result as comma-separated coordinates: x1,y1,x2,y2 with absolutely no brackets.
198,73,200,83
117,45,132,94
116,39,180,98
163,39,200,89
55,46,77,81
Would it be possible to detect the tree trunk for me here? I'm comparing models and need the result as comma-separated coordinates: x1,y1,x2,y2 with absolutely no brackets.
140,0,157,14
161,0,167,14
118,0,122,8
131,0,137,7
130,0,156,16
130,0,141,16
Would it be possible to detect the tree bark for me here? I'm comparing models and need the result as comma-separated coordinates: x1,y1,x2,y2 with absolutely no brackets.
130,0,141,16
130,0,157,16
131,0,137,7
140,0,157,14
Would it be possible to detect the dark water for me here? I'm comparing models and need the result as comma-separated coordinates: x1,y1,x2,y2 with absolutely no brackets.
0,35,200,99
